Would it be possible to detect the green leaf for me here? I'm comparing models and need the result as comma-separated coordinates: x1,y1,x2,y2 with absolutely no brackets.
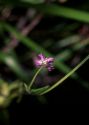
1,2,89,23
31,86,50,95
21,0,44,4
0,0,44,5
33,4,89,23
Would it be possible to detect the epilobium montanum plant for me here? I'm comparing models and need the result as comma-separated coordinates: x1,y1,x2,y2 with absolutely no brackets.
24,53,89,95
24,54,54,93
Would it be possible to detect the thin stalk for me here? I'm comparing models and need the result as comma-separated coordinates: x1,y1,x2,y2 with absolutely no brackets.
28,66,43,90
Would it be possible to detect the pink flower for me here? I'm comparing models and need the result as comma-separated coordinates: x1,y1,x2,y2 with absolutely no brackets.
34,54,54,71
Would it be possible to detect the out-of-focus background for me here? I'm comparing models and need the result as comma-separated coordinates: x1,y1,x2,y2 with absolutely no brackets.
0,0,89,124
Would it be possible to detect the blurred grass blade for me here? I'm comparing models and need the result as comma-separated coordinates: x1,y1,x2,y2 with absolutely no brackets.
1,2,89,23
0,0,44,5
49,23,80,34
1,22,50,55
33,4,89,23
21,0,45,4
40,55,89,95
55,37,89,62
57,35,81,48
0,51,28,82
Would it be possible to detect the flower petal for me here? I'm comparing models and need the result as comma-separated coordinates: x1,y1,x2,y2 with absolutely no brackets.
38,54,45,61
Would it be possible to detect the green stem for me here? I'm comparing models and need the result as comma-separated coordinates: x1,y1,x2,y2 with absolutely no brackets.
28,66,43,90
40,55,89,95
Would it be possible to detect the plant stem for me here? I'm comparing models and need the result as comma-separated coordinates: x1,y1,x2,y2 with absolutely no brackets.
28,66,43,90
40,54,89,95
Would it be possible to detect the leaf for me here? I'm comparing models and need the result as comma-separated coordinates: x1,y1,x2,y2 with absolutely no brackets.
31,86,50,95
1,2,89,23
33,4,89,23
0,0,44,5
21,0,45,4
